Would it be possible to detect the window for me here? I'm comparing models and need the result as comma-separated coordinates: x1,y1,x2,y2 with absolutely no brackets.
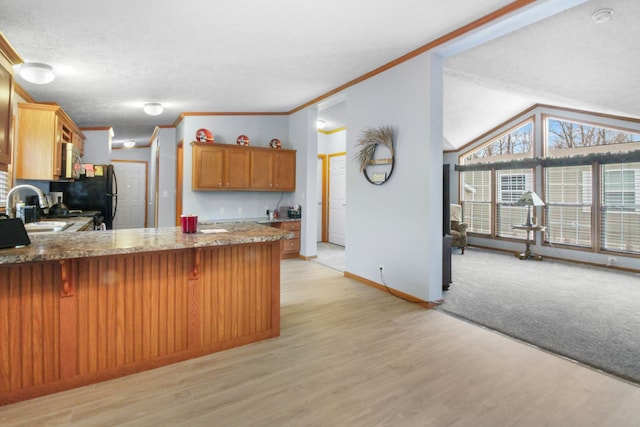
465,120,533,161
459,110,640,257
603,169,635,207
461,120,534,238
496,169,533,238
0,170,7,206
601,163,640,253
544,166,592,247
461,170,491,234
546,117,640,157
499,174,526,204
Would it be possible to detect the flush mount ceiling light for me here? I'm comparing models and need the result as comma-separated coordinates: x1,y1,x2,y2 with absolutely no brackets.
592,8,613,24
19,62,55,84
143,102,163,116
122,140,136,148
316,120,326,129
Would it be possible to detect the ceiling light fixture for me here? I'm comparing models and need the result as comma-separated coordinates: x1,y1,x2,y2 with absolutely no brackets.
143,103,163,116
122,140,136,148
591,8,613,24
19,62,55,84
317,120,326,129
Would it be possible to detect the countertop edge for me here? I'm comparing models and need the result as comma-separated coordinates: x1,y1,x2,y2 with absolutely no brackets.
0,222,291,265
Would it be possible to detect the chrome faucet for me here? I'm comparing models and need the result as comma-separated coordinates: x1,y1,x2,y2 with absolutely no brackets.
5,184,49,218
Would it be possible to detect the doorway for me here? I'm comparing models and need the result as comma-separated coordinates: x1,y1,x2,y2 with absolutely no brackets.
112,160,148,229
328,153,346,246
315,99,347,271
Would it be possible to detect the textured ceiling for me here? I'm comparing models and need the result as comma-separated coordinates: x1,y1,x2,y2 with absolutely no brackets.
1,0,514,146
1,1,636,150
444,0,640,149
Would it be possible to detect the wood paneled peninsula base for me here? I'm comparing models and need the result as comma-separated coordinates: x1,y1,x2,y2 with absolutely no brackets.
0,223,289,406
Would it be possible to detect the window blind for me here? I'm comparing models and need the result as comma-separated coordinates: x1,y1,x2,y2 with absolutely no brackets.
0,171,7,205
496,169,533,239
544,165,592,247
461,170,491,235
600,163,640,254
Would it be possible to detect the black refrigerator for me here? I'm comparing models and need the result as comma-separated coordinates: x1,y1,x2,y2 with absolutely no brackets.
50,164,118,229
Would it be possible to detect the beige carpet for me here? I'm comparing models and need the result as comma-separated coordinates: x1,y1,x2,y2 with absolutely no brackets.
439,247,640,384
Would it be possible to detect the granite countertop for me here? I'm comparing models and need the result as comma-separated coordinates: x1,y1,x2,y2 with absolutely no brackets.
0,222,291,265
200,217,301,225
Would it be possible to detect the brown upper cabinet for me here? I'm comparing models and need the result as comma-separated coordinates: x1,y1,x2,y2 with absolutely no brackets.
15,103,85,180
192,142,296,192
0,34,21,170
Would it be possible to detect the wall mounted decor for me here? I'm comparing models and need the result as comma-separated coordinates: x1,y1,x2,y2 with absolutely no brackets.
354,126,395,185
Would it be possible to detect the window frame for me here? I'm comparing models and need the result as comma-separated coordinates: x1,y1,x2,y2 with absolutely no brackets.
457,108,640,257
459,116,536,242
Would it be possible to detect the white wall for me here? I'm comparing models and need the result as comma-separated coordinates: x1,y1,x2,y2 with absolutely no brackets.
111,146,151,162
156,127,177,227
344,52,444,302
81,129,112,165
318,129,346,155
289,108,318,258
180,115,297,220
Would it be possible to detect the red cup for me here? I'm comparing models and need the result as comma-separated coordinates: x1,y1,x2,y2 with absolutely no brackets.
180,215,198,233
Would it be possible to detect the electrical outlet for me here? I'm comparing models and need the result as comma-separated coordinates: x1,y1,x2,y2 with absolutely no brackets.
607,257,616,266
238,207,243,214
220,207,225,215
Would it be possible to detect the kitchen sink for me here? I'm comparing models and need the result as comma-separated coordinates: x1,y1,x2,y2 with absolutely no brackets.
24,221,73,232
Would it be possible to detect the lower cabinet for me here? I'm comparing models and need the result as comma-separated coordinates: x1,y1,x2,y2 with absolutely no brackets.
271,220,301,259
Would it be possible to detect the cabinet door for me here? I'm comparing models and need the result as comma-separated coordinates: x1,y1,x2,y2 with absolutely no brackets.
72,131,84,156
225,148,251,188
53,117,64,177
192,144,224,189
0,65,11,166
273,150,296,191
250,150,273,190
16,106,58,180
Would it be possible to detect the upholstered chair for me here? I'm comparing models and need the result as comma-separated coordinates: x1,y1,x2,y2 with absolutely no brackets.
450,204,468,254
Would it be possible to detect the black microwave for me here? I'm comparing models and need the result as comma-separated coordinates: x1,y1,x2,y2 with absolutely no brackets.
60,142,82,179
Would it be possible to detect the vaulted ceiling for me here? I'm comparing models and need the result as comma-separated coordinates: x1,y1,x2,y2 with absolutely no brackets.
1,0,636,150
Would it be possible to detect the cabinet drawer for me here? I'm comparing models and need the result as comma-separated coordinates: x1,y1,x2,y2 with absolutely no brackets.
282,238,300,253
288,230,301,239
282,221,301,231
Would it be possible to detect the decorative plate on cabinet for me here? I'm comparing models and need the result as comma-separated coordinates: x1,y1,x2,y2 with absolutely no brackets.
236,134,250,146
270,138,281,149
195,128,214,143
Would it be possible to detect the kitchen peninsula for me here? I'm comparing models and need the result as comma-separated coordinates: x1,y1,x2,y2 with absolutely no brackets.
0,223,289,405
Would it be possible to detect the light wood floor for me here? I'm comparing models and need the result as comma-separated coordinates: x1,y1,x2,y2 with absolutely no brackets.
2,259,640,426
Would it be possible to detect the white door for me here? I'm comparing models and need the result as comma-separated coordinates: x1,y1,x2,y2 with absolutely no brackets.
112,161,147,229
317,157,323,242
328,155,346,246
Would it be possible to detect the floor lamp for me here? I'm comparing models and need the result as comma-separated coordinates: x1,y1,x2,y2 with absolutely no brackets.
517,191,545,226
